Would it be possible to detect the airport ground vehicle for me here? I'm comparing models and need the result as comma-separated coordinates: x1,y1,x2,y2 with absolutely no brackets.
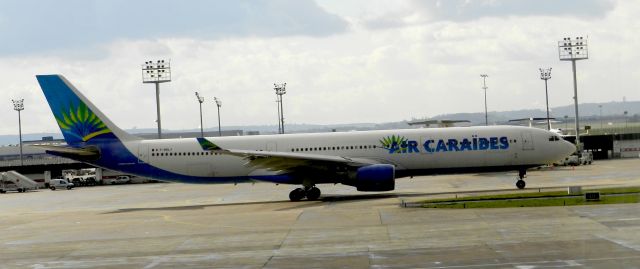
0,171,39,193
556,155,580,166
110,175,131,184
49,179,74,190
71,177,85,187
0,182,27,193
70,175,98,186
554,151,593,166
580,151,593,165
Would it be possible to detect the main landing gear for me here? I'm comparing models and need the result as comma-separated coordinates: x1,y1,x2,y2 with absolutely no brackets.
516,169,526,189
289,186,321,201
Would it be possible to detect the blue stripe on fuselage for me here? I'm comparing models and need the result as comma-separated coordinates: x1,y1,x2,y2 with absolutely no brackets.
81,133,295,184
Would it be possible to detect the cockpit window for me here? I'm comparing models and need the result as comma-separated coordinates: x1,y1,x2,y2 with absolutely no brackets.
549,136,561,141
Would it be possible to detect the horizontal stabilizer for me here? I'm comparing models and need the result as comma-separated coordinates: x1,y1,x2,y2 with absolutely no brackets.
34,145,100,160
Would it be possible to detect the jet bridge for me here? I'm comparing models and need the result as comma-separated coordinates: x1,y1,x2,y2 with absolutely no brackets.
0,170,39,193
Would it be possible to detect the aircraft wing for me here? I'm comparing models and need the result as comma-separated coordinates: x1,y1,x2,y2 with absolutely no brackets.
197,138,380,172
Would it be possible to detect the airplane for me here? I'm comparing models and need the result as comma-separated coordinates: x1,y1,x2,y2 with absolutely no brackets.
35,75,576,201
407,119,471,128
509,118,573,137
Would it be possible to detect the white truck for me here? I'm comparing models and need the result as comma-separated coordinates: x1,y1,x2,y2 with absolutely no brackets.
49,179,75,190
109,175,131,184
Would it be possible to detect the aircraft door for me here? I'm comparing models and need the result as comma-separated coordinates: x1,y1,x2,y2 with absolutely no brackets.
521,131,534,151
138,143,149,163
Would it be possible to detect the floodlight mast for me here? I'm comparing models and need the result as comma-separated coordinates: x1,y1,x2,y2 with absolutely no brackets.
539,68,552,130
275,97,281,134
624,110,628,128
480,74,489,126
142,60,171,139
12,99,24,166
195,92,205,138
558,37,588,151
274,83,287,134
214,97,222,137
599,105,603,129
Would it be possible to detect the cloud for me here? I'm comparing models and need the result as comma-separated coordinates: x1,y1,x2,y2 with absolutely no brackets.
0,0,639,137
0,0,347,55
362,0,616,29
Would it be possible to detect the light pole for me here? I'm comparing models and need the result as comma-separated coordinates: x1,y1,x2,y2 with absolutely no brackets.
598,105,603,129
195,92,204,137
564,115,569,131
274,83,287,134
275,97,281,134
558,36,588,151
214,97,222,137
480,74,489,126
12,99,24,166
624,110,628,128
539,68,552,130
142,60,171,139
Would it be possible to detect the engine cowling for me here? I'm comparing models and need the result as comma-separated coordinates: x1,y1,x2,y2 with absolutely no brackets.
354,164,395,192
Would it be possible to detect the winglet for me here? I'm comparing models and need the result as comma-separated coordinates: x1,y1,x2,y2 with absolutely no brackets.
197,137,222,150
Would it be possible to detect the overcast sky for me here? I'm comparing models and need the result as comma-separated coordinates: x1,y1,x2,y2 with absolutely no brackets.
0,0,637,135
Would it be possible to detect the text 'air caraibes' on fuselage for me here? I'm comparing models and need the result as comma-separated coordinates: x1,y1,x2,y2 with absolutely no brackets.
381,135,509,154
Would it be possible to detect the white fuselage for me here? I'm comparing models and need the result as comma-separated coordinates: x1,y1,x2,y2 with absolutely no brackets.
121,126,574,181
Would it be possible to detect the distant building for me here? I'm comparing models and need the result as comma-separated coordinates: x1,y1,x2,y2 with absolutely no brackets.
136,130,244,139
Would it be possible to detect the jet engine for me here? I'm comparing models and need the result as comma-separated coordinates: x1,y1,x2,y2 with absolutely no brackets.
345,164,395,191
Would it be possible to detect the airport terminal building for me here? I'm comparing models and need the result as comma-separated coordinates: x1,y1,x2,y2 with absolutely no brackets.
562,126,640,159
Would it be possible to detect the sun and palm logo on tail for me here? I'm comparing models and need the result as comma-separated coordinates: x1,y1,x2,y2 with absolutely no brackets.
55,102,111,142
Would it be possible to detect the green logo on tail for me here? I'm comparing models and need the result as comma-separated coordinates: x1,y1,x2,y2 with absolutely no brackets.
55,102,111,142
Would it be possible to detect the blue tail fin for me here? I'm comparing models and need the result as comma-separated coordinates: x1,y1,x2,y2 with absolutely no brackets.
36,75,139,147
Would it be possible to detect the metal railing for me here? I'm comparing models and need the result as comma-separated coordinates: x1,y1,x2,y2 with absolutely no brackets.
0,155,78,167
563,126,640,136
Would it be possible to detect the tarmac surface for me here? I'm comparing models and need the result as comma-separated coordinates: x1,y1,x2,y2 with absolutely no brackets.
1,158,640,268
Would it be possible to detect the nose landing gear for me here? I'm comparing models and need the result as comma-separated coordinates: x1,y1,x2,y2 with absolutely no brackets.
516,169,526,189
289,186,321,201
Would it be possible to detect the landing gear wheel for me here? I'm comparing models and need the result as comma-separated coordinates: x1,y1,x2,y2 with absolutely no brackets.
515,169,527,189
305,187,321,201
289,188,305,201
